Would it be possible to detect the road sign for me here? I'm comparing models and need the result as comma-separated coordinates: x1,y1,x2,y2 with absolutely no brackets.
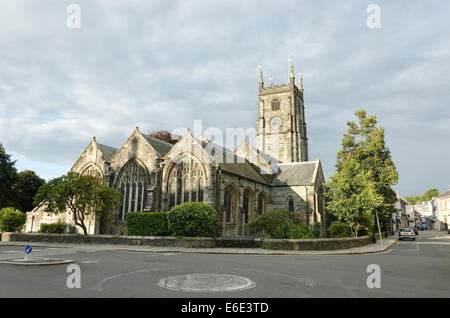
25,245,32,254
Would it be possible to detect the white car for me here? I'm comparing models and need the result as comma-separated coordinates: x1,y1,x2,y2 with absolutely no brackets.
399,228,415,240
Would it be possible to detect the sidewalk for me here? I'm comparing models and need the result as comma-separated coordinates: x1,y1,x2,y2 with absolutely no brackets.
0,236,398,256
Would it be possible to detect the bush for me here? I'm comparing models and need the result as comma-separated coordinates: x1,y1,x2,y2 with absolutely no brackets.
126,212,169,236
249,209,306,239
167,202,218,237
0,207,26,232
311,222,321,238
328,221,350,238
39,220,67,234
287,223,312,239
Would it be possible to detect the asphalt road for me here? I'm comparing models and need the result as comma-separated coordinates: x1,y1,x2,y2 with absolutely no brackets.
0,231,449,298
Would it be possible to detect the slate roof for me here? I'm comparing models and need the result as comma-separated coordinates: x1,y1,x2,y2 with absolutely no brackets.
192,136,269,184
142,134,173,157
271,161,318,186
437,190,450,199
97,143,118,163
218,162,269,184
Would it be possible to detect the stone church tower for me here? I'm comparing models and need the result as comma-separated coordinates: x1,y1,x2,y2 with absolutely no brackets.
255,64,308,163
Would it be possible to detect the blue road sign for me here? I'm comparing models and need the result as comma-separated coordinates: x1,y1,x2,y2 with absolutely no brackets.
25,245,32,254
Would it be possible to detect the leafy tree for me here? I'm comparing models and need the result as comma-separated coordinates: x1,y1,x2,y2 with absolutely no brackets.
0,143,18,209
327,155,384,237
33,172,122,235
12,170,45,212
336,110,398,232
423,188,439,201
404,188,439,205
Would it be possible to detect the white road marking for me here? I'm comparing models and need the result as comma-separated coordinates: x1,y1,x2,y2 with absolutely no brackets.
81,260,100,264
93,269,165,292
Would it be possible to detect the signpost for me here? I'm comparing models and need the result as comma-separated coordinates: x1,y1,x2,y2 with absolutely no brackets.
24,245,32,261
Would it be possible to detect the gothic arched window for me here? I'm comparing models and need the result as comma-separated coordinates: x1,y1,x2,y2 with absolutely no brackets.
257,192,266,217
243,188,253,223
271,99,280,111
288,198,295,213
81,164,103,179
118,160,149,220
224,185,236,223
167,160,205,209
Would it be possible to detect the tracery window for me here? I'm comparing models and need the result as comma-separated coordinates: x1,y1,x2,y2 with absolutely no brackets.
81,164,102,179
167,161,205,210
118,160,149,220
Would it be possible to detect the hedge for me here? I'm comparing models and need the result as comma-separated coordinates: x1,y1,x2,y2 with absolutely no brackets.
126,212,170,236
39,220,67,234
167,202,218,237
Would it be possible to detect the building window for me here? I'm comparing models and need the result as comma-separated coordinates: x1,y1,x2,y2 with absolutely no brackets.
243,189,253,223
168,160,205,209
224,185,236,223
118,160,149,220
271,99,280,111
288,198,294,212
257,192,266,217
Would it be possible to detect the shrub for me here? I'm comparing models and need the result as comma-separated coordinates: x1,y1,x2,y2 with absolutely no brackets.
311,222,321,238
249,209,305,239
328,221,350,238
39,220,67,234
0,207,26,232
167,202,218,237
287,223,312,239
126,212,169,236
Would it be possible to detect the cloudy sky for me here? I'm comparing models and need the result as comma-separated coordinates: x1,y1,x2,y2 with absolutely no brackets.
1,0,449,197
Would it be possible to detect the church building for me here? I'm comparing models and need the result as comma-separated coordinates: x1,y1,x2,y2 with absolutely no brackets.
25,64,327,236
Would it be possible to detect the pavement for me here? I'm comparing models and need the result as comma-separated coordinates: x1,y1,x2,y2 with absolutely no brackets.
0,235,398,256
0,230,448,297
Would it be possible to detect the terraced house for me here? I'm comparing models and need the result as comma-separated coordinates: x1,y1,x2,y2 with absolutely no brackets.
25,65,327,237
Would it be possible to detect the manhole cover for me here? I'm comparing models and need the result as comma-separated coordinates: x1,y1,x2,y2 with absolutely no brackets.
158,273,256,292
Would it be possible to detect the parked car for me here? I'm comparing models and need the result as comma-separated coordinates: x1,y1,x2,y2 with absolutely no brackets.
399,228,415,240
410,225,419,235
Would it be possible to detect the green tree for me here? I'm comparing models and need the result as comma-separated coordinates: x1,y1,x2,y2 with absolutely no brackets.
33,172,122,235
336,110,398,232
422,188,439,202
12,170,45,212
0,143,18,209
404,188,439,205
327,155,384,237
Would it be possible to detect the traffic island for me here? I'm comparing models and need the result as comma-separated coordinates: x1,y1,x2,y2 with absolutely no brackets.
0,257,74,266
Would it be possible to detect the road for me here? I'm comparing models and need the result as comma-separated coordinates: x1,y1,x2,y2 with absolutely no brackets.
0,230,449,298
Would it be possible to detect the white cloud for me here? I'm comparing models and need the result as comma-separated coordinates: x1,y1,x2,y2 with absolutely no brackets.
0,0,449,195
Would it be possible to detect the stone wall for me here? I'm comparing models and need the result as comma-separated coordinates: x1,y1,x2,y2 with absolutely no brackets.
1,232,373,251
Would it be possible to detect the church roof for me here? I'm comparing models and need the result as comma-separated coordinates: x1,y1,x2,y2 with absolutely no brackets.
218,162,269,184
142,134,173,157
97,143,118,163
437,190,450,199
271,161,319,186
192,136,269,184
